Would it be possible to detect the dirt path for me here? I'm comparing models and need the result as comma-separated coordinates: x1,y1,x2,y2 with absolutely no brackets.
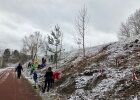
0,68,42,100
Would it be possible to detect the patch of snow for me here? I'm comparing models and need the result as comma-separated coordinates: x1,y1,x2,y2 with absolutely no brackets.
75,76,93,89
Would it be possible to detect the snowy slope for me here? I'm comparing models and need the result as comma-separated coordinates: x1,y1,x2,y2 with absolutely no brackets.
22,35,140,100
54,36,140,100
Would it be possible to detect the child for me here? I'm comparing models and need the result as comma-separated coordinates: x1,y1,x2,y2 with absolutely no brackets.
30,66,34,75
33,70,38,89
37,64,41,69
28,62,31,68
41,63,44,68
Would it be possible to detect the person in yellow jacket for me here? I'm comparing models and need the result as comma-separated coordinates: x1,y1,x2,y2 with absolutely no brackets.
34,60,38,68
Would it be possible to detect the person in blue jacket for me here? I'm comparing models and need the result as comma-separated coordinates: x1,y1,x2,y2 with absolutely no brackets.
33,70,38,89
41,63,44,68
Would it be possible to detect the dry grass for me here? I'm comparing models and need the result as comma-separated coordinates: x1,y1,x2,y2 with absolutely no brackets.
84,74,107,90
58,80,76,95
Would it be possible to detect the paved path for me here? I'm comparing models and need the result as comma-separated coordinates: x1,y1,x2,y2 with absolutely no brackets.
0,68,42,100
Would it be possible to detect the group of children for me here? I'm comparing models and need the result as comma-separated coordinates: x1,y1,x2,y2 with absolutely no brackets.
27,57,46,89
27,57,61,93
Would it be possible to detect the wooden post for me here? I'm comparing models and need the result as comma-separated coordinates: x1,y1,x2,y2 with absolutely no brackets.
116,57,120,67
131,71,138,82
100,67,103,76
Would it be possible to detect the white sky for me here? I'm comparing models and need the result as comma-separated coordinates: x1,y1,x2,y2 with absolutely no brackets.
0,0,140,50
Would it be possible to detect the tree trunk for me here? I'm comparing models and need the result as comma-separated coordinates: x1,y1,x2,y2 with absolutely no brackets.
83,18,85,57
59,33,63,59
56,45,58,69
83,35,85,57
31,50,34,62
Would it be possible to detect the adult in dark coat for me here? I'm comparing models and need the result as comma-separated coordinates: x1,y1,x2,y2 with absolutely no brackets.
16,63,23,79
42,67,53,93
42,57,46,66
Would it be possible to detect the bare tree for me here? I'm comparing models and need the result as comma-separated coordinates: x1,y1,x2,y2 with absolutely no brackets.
23,31,44,61
44,41,49,56
118,9,140,40
118,22,131,40
41,36,49,56
73,34,81,56
75,5,88,57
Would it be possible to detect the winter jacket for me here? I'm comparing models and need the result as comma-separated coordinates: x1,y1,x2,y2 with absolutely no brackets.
16,65,23,73
41,64,44,68
28,63,31,67
33,71,38,80
52,72,61,80
44,71,53,81
30,67,34,71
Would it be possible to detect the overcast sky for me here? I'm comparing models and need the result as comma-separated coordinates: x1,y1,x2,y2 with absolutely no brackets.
0,0,140,51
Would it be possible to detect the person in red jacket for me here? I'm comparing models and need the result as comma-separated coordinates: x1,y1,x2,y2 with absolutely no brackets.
50,72,61,88
52,72,61,80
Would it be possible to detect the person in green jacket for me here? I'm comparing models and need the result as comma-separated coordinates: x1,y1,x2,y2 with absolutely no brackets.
30,66,34,75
